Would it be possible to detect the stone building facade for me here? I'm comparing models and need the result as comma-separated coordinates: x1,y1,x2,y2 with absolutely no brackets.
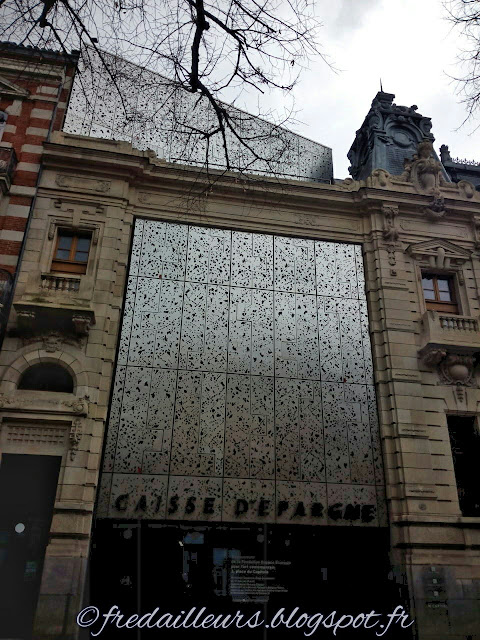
0,54,480,640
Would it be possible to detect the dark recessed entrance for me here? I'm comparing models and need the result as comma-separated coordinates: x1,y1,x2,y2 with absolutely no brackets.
0,454,61,639
89,520,409,639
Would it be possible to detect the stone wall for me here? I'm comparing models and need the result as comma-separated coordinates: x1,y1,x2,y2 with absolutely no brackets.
1,131,480,638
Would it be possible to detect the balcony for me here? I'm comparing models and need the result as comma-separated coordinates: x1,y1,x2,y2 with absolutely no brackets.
11,267,96,342
13,301,95,339
40,273,81,293
419,310,480,352
0,146,17,194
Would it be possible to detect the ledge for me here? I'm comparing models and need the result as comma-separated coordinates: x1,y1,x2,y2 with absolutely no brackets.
419,310,480,352
12,300,95,338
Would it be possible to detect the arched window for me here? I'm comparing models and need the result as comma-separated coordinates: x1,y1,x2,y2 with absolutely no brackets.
18,363,74,393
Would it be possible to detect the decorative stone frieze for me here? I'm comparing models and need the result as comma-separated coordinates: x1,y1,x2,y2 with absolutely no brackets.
0,392,88,416
21,331,84,351
55,174,111,193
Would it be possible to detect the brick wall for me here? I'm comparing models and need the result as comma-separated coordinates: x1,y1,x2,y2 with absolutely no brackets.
0,44,78,274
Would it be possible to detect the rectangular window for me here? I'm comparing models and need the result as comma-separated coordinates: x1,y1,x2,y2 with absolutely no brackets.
447,415,480,517
51,230,91,274
421,273,458,313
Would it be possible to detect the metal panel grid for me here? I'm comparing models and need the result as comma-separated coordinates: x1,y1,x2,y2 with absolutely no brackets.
99,220,385,526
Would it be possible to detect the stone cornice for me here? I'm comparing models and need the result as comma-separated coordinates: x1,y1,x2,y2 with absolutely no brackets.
40,134,480,247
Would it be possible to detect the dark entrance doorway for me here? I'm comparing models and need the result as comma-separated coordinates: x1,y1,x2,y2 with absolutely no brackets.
89,520,410,639
0,453,61,639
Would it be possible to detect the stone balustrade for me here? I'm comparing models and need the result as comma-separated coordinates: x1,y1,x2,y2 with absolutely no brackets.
40,274,80,293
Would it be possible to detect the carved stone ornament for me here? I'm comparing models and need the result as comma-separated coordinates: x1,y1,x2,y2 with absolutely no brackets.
381,204,399,242
56,174,111,193
419,346,476,397
400,140,448,194
63,396,89,416
369,169,391,188
335,177,361,191
0,394,16,409
72,314,92,337
419,346,447,369
458,180,476,200
439,353,475,387
16,309,36,332
138,192,152,204
43,331,63,352
0,393,88,415
69,419,83,461
21,331,87,351
406,239,471,270
424,193,446,221
381,203,400,271
472,215,480,251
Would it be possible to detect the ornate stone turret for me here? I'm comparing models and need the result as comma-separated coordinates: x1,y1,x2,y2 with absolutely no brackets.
348,91,448,181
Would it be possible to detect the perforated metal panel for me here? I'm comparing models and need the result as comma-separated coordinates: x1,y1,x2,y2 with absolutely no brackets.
63,52,333,182
99,220,386,526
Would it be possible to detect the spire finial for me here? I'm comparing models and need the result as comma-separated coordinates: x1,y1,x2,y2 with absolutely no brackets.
380,78,383,92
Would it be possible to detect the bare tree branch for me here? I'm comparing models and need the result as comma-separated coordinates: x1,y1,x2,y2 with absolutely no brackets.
445,0,480,123
0,0,331,175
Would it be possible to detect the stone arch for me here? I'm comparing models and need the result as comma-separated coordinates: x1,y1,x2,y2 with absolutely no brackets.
0,344,90,395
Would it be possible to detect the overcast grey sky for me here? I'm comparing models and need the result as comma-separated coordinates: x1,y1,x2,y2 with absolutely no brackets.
239,0,479,179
